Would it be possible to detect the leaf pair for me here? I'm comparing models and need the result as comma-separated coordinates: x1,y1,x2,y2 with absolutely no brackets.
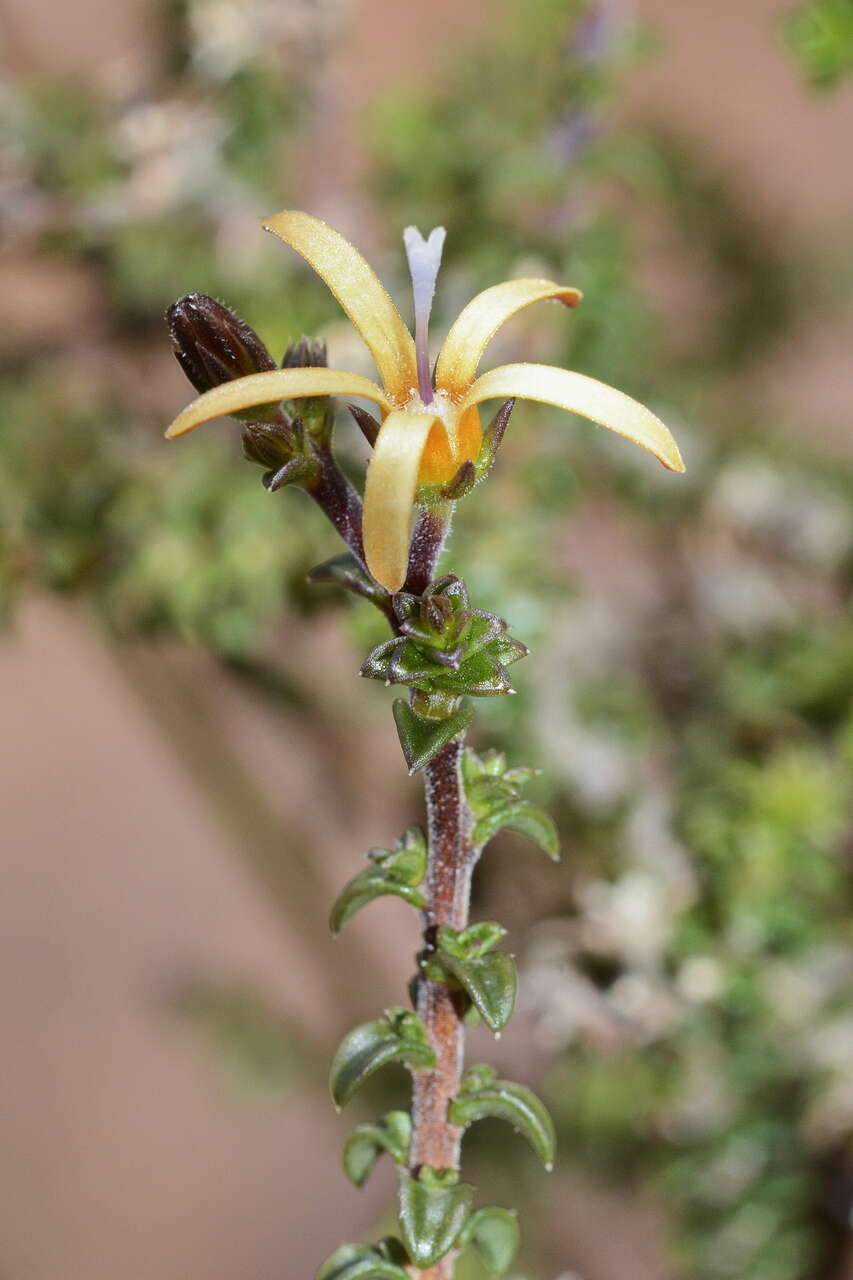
397,1171,520,1274
399,1168,474,1269
424,923,517,1032
317,1199,519,1277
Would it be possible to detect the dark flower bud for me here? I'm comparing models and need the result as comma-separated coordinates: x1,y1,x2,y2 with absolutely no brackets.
241,417,304,470
166,293,276,394
281,335,334,444
282,336,328,369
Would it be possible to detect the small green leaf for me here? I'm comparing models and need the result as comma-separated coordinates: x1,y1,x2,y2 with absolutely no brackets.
343,1111,412,1187
330,1008,435,1108
437,950,518,1032
461,1207,520,1274
503,766,539,785
437,922,507,960
386,641,448,686
398,1170,474,1268
463,612,507,655
316,1242,410,1280
360,637,404,681
472,802,560,861
392,699,475,773
484,633,529,667
331,829,428,932
431,649,511,697
449,1066,556,1168
330,871,426,933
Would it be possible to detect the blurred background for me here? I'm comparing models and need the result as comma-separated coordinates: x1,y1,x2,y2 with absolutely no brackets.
2,0,853,1276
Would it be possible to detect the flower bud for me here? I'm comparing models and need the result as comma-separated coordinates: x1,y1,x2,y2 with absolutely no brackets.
241,418,303,470
282,336,328,369
166,293,276,393
281,335,334,443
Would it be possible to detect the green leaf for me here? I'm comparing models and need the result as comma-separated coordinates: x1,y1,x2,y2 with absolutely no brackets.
437,922,507,960
461,1207,520,1274
343,1111,412,1187
330,873,425,931
331,828,428,932
431,648,511,696
472,801,560,861
398,1170,474,1268
436,950,518,1032
462,611,507,655
330,1008,435,1108
484,633,529,667
316,1243,410,1280
392,698,475,773
330,871,425,933
462,748,493,785
449,1065,556,1168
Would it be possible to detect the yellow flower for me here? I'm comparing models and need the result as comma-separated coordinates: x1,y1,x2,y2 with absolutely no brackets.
165,210,684,592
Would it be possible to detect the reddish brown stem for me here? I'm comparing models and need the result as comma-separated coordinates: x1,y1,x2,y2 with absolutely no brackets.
404,504,452,596
308,449,367,566
408,737,474,1279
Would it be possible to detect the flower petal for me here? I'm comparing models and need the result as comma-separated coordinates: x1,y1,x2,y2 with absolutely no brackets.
165,368,390,438
363,410,443,592
461,362,684,473
435,280,582,399
263,210,418,403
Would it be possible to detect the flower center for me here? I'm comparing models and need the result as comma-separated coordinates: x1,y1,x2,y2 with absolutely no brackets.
406,389,483,488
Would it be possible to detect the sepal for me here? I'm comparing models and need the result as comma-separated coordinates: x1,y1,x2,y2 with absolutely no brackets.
448,1065,556,1169
330,828,427,933
348,402,381,446
342,1110,412,1187
316,1240,410,1280
330,1008,435,1108
459,1207,520,1275
392,699,475,774
463,748,559,860
474,399,515,482
398,1168,474,1268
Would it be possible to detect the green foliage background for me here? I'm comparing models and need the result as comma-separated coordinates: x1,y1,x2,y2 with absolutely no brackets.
3,1,853,1276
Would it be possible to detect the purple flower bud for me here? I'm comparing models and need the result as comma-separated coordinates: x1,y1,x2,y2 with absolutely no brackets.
166,293,276,394
282,336,329,369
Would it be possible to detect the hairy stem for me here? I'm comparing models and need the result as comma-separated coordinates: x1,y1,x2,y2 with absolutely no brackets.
309,450,367,567
408,737,473,1279
405,504,452,596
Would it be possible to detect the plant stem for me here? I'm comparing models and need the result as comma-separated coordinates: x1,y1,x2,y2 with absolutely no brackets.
404,504,452,596
409,736,474,1279
309,450,367,567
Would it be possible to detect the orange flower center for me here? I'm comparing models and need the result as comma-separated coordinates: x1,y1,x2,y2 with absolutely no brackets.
406,392,483,488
